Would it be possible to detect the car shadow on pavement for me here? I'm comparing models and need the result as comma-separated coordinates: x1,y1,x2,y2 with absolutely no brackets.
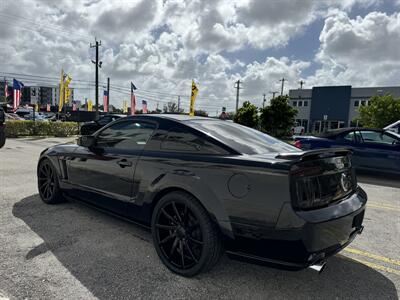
13,195,398,300
357,170,400,189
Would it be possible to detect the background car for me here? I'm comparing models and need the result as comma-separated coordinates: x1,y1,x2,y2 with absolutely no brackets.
294,128,400,175
37,115,366,277
80,114,124,135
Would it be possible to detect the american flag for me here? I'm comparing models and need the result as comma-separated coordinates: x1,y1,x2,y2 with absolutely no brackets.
72,101,77,111
130,82,136,116
13,79,24,111
103,90,108,113
46,104,51,112
4,78,9,98
142,100,148,114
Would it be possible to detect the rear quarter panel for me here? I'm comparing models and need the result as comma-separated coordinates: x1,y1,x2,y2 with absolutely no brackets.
132,152,292,237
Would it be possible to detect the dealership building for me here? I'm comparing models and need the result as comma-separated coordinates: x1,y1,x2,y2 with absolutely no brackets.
289,85,400,133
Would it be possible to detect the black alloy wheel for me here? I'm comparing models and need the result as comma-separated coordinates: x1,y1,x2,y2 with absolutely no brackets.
151,191,223,277
37,159,64,204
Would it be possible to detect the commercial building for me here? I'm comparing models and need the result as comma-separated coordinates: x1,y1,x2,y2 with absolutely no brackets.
289,86,400,133
0,80,74,107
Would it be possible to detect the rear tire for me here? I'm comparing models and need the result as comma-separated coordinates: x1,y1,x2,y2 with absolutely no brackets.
37,159,65,204
151,191,223,277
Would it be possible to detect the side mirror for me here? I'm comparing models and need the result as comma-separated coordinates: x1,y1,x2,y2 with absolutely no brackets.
77,135,96,148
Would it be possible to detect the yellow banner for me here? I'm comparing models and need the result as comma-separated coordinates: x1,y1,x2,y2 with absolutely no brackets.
189,80,198,116
65,87,71,103
58,69,64,112
123,100,128,113
88,99,93,111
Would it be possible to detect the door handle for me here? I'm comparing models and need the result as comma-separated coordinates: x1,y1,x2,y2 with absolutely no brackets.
117,159,132,168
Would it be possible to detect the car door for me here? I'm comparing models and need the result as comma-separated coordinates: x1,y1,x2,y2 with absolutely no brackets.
66,119,157,215
357,130,400,173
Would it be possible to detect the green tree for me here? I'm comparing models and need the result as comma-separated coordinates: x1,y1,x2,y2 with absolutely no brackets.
260,95,297,137
357,94,400,128
194,109,208,117
233,101,259,128
163,102,184,114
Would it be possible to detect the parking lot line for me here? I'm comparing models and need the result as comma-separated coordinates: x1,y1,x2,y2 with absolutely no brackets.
367,203,400,212
348,257,400,276
344,247,400,266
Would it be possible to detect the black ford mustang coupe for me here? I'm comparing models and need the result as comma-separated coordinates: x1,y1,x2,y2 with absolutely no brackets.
37,115,367,276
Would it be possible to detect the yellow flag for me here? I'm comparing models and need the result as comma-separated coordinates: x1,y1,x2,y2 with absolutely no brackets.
35,103,39,112
88,99,93,111
189,80,198,116
64,75,72,87
58,69,64,112
123,100,128,113
65,87,71,103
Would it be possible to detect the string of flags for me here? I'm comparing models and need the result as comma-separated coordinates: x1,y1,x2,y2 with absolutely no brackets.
3,73,200,116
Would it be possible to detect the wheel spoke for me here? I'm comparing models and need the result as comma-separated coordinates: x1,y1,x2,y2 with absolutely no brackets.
179,240,185,268
159,233,175,245
161,208,177,225
156,224,177,230
188,236,203,245
171,201,182,223
184,240,198,262
169,237,179,256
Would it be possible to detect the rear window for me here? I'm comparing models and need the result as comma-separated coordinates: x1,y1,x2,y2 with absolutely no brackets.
185,120,299,155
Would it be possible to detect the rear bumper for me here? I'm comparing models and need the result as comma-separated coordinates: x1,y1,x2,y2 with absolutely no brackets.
225,187,367,268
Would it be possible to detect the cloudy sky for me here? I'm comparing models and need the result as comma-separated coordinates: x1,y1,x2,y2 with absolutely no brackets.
0,0,399,114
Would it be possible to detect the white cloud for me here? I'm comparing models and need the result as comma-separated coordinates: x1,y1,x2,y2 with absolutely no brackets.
308,10,400,87
0,0,398,114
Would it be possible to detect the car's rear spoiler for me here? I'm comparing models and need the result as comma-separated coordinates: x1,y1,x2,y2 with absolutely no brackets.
275,148,352,162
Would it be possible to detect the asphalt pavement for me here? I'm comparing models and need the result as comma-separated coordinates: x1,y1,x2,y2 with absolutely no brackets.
0,137,399,300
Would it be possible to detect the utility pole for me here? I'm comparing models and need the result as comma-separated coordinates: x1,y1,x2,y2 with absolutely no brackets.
279,78,286,96
269,91,278,100
262,93,266,108
235,79,243,113
90,38,102,120
177,95,181,112
107,77,110,112
299,80,305,89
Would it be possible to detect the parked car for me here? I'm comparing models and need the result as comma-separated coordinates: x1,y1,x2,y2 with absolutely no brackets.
37,115,367,276
5,112,24,120
80,114,124,135
384,120,400,134
0,106,5,148
294,128,400,175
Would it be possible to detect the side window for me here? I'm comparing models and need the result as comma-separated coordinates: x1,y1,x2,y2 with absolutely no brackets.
97,116,111,125
161,127,229,155
96,121,156,150
360,131,399,145
339,132,355,142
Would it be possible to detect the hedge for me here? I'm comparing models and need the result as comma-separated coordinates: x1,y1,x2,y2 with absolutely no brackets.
5,120,79,137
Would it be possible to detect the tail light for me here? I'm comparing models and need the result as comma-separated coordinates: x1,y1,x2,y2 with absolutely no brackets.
294,140,302,149
290,155,357,210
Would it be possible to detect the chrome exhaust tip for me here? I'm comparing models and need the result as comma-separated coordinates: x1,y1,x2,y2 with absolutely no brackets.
308,261,326,274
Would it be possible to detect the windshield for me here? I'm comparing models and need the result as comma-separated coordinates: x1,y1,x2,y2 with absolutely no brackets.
186,120,300,155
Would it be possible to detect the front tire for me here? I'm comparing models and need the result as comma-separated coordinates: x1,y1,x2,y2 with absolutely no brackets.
151,191,223,277
37,159,65,204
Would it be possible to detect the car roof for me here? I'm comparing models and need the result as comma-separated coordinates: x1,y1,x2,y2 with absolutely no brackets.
320,127,385,138
121,114,219,123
